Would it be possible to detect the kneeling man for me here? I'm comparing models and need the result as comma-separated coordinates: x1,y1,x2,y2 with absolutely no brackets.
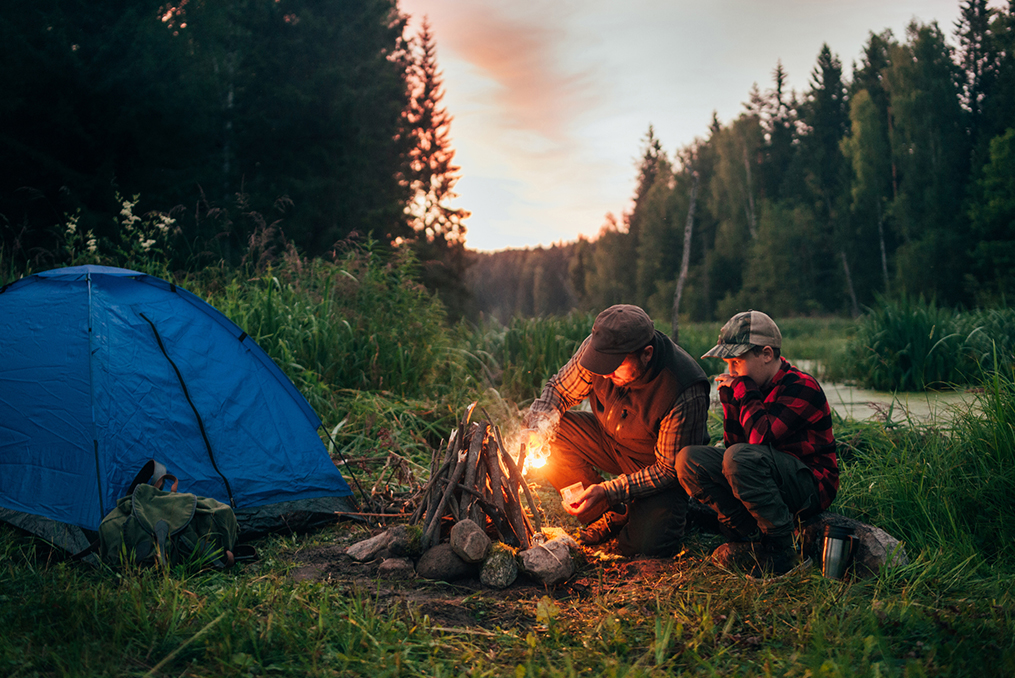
524,304,710,557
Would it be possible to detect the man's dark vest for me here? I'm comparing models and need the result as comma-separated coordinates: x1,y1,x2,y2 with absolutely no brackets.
587,330,708,454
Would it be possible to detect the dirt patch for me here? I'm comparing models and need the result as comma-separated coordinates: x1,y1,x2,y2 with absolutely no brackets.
282,482,726,632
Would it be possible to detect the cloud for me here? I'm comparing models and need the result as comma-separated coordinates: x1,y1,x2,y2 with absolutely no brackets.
401,0,595,147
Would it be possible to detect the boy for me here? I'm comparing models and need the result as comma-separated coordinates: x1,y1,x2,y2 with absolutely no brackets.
676,310,838,576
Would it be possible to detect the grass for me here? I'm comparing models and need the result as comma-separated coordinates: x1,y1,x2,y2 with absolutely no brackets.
3,518,1014,677
5,236,1015,675
5,358,1015,676
844,296,1015,391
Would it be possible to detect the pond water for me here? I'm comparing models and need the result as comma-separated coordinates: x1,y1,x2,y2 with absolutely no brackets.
819,382,977,423
706,359,979,424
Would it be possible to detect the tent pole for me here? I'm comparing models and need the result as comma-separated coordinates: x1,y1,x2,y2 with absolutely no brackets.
321,425,375,516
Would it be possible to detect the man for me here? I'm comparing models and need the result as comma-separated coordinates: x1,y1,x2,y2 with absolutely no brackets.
523,304,709,557
676,310,838,577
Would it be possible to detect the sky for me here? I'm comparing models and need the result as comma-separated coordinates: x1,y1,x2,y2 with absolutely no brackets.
398,0,981,252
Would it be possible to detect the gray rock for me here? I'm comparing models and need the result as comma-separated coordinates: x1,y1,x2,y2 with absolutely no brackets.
385,524,414,557
416,543,478,581
519,536,576,586
480,542,518,589
377,557,415,580
800,512,909,578
450,519,491,563
346,531,391,562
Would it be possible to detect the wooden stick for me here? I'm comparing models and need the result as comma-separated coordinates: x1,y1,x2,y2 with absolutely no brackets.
460,422,486,524
453,482,519,547
496,454,530,550
495,425,543,535
410,440,454,524
484,438,508,518
423,425,471,546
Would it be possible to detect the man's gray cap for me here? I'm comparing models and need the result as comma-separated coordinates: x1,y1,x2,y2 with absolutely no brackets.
579,304,656,375
702,310,782,359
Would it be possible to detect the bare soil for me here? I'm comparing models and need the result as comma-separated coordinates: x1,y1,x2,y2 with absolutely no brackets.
279,481,735,634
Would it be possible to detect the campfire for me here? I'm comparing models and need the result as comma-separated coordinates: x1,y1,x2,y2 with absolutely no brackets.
409,403,542,550
343,403,580,589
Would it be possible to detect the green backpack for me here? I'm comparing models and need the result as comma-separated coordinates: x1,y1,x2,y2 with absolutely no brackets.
98,472,240,569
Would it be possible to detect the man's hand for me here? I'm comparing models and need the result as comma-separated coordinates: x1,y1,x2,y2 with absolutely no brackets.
563,483,607,523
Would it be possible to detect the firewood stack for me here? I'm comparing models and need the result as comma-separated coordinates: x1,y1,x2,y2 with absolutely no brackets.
409,404,542,551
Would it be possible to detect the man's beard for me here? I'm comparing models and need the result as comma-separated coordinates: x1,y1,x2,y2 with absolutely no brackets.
609,364,647,387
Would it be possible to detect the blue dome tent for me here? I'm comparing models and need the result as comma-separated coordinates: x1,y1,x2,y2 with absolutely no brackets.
0,265,355,554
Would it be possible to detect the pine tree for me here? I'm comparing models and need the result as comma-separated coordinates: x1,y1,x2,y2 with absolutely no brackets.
955,0,1000,161
885,21,969,303
799,44,855,314
404,17,471,319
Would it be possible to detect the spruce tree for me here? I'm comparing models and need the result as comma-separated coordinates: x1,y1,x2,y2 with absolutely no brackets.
405,17,471,319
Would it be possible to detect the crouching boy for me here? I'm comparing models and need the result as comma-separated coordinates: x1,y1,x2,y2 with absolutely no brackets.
676,310,838,577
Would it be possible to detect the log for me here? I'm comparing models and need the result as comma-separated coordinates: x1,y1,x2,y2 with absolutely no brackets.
483,438,509,524
423,426,472,547
418,434,459,532
461,424,487,525
452,482,519,547
501,472,530,550
410,438,452,524
494,425,542,535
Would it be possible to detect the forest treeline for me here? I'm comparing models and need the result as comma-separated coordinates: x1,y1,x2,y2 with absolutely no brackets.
1,0,469,314
470,1,1015,325
3,2,1013,327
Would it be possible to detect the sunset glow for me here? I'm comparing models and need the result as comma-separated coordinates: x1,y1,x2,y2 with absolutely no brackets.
399,0,982,252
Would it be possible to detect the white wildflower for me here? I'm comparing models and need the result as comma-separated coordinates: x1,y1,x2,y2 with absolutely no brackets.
155,213,174,235
65,214,78,236
86,231,97,253
140,237,156,252
120,198,142,231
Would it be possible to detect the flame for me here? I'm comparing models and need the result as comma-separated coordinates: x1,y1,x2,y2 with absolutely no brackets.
522,443,550,475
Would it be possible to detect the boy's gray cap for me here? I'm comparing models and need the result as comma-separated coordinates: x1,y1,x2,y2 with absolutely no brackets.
702,310,782,359
579,304,656,375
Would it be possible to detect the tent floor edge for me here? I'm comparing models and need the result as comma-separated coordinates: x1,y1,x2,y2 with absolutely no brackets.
234,496,357,540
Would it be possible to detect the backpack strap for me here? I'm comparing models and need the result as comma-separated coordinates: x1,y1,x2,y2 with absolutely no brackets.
127,460,169,495
154,519,171,568
153,474,180,492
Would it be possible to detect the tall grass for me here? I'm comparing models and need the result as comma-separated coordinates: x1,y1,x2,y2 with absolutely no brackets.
462,313,595,403
845,295,1015,391
203,247,460,404
834,365,1015,568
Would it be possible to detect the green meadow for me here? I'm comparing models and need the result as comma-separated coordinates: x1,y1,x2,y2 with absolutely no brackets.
3,248,1015,677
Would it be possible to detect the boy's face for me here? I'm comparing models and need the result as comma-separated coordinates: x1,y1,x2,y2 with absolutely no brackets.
723,346,775,386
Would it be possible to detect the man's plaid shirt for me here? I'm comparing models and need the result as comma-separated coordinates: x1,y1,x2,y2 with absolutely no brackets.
529,337,710,505
719,357,839,510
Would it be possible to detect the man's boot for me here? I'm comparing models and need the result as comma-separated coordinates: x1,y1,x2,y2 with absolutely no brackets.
578,506,629,545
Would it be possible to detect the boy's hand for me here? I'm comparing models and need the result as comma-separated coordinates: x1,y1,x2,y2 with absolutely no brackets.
714,373,737,390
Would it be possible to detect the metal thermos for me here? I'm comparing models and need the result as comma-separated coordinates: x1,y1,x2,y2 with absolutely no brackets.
821,525,857,579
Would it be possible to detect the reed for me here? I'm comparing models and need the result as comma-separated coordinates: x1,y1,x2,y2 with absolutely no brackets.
463,313,594,403
844,296,1015,391
834,366,1015,568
